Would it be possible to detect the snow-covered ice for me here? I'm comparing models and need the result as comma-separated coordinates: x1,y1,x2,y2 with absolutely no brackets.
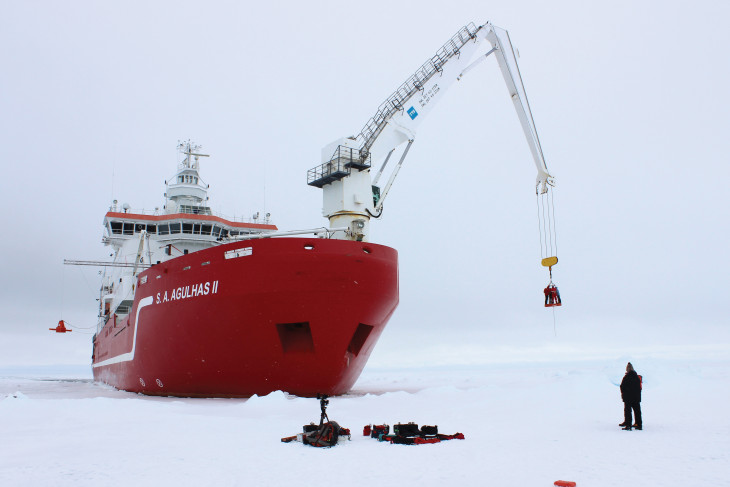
1,356,729,486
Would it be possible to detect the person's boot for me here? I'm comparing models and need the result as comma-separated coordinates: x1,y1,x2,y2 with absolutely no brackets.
619,422,627,427
633,423,642,430
622,425,633,430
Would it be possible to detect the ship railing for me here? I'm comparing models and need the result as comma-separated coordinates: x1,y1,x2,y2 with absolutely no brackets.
356,23,480,154
104,222,275,241
307,146,372,188
229,226,349,241
107,205,273,225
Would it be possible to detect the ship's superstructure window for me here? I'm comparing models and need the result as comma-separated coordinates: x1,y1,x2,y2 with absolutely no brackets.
106,217,265,240
110,221,165,235
178,205,212,215
106,214,268,244
179,175,200,184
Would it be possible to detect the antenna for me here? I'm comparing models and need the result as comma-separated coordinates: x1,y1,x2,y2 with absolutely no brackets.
111,155,115,206
177,139,209,169
177,139,202,154
263,156,267,224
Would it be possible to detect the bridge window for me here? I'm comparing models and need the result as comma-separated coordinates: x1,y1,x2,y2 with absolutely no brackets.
110,221,122,235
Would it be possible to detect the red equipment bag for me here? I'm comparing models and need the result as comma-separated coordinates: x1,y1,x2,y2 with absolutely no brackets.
303,421,341,448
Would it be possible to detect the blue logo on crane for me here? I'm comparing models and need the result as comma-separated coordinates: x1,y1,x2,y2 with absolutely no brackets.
407,107,418,120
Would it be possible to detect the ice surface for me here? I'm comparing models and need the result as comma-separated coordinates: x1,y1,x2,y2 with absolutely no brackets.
1,357,729,486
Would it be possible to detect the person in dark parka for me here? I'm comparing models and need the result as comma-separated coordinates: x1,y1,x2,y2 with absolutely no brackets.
619,362,642,430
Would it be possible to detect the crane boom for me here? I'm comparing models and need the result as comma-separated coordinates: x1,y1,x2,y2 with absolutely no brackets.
307,22,554,242
485,25,552,191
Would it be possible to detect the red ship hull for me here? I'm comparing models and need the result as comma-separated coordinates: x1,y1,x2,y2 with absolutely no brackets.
92,238,398,397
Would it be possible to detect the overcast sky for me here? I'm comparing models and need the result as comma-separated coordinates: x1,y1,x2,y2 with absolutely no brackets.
2,0,729,366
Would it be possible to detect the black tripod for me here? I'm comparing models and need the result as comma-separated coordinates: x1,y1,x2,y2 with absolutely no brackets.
317,394,329,427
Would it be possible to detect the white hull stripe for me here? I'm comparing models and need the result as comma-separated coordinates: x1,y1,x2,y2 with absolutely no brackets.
92,296,154,368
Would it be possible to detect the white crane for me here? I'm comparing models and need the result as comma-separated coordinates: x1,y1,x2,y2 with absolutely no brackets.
307,22,555,243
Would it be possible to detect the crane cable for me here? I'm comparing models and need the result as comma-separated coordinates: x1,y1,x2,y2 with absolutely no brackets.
60,264,65,319
536,185,558,266
537,184,561,316
56,264,100,333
